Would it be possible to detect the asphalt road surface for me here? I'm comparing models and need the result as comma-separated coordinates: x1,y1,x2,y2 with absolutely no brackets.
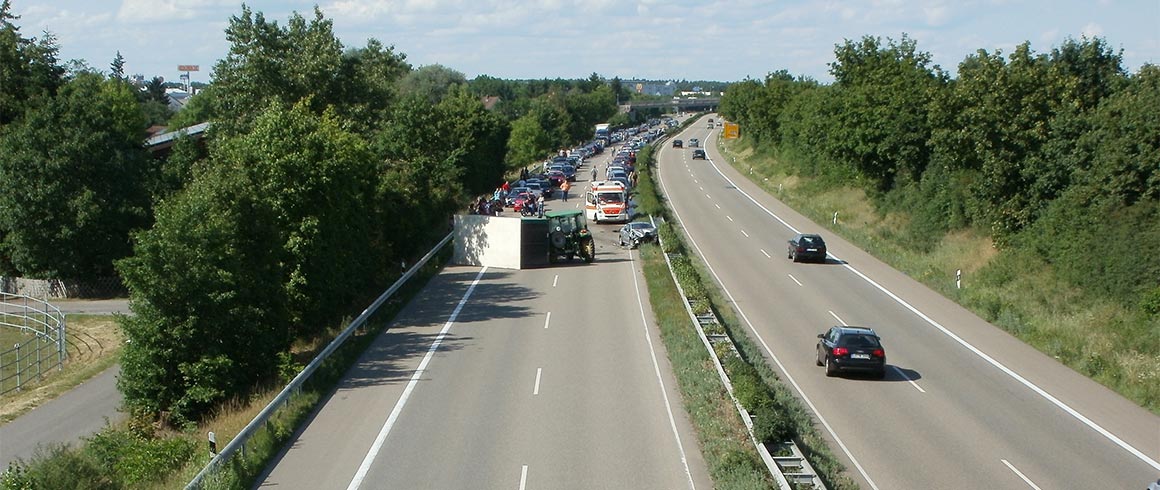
259,144,711,489
657,115,1160,489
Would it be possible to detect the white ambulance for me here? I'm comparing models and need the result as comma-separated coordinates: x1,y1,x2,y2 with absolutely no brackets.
585,180,629,224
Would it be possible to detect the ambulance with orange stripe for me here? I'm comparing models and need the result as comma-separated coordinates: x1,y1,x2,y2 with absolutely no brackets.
584,180,629,224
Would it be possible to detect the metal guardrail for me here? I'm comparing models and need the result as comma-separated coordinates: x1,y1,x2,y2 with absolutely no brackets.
0,292,67,396
653,217,825,490
186,232,453,489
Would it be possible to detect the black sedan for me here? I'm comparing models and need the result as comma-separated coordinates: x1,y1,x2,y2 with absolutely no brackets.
618,221,658,248
691,149,706,160
816,326,886,378
787,233,826,262
672,139,683,148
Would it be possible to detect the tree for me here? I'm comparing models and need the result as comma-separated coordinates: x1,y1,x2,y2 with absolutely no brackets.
110,51,125,80
0,72,153,279
0,0,65,126
397,64,466,105
825,35,943,189
506,112,554,167
118,164,287,421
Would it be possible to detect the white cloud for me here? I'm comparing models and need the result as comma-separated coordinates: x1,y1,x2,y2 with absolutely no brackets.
116,0,198,23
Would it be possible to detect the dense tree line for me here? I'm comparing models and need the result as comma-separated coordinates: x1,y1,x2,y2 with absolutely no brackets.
2,1,624,422
720,34,1159,314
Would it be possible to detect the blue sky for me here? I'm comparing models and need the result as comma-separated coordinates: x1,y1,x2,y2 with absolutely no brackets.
12,1,1160,85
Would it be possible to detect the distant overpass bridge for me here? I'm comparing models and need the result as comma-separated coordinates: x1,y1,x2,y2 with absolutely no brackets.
622,98,720,113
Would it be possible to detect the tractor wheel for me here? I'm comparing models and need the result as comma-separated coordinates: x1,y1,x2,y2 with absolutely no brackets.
581,237,595,263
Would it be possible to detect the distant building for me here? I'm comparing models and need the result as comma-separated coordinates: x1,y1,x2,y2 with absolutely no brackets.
627,80,676,97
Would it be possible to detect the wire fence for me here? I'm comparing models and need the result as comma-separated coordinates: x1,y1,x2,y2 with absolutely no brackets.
0,292,67,396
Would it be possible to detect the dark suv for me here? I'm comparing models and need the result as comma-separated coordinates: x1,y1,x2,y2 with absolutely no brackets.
816,326,886,378
672,139,683,148
787,233,827,263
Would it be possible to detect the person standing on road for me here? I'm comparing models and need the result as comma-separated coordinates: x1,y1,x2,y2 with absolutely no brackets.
590,166,597,181
561,180,571,201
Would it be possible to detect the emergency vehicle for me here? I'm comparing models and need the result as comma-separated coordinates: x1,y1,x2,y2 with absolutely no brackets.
584,180,629,224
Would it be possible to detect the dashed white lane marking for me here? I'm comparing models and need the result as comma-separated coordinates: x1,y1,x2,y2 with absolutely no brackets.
726,216,734,222
518,465,528,490
788,274,803,287
533,368,542,395
705,194,711,199
698,186,704,191
347,267,489,490
740,230,749,238
696,153,1160,473
552,274,558,287
829,310,846,325
714,204,721,209
1001,459,1042,490
760,249,771,258
544,311,551,329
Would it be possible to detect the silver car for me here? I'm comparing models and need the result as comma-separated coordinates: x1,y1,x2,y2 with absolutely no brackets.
618,221,658,248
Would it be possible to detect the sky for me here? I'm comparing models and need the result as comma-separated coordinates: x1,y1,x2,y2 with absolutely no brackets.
10,0,1160,85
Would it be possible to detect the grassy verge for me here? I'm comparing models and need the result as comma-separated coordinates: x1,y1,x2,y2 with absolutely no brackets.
636,138,858,489
718,137,1159,414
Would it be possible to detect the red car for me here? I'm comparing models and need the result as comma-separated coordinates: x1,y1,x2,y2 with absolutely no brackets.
511,192,536,212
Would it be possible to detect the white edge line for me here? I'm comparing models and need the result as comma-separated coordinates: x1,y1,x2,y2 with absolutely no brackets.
347,267,489,490
658,163,881,490
628,247,697,490
544,311,551,329
828,310,845,325
1001,459,1042,490
533,367,542,395
890,366,926,393
788,274,803,287
698,154,1160,472
519,465,528,490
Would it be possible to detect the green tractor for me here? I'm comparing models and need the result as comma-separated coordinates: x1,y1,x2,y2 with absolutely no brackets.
545,209,595,263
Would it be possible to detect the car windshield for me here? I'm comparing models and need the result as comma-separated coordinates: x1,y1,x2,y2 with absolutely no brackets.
839,334,880,348
630,223,653,230
801,235,823,245
596,192,623,203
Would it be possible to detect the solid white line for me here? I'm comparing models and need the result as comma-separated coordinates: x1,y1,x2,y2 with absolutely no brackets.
828,310,846,325
519,465,528,490
760,249,771,258
628,248,697,490
533,368,542,395
740,230,749,238
657,170,881,490
1001,459,1042,489
698,156,1160,472
347,267,489,490
891,366,927,393
544,311,551,329
553,274,558,287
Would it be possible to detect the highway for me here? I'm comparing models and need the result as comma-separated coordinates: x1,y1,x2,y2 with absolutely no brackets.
258,145,711,489
657,115,1160,488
